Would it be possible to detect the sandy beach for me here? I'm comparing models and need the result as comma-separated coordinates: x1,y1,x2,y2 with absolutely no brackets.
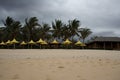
0,49,120,80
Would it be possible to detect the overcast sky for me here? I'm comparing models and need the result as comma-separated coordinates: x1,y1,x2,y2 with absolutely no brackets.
0,0,120,37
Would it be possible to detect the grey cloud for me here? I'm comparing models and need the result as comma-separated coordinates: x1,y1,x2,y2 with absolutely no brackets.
0,0,120,37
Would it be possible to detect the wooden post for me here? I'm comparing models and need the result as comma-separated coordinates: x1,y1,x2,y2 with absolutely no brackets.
14,44,15,49
117,42,119,50
94,42,96,48
31,44,32,49
103,42,106,50
111,42,113,49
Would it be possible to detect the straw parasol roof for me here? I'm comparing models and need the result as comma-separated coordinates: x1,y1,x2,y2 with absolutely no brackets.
6,40,11,44
11,38,19,44
51,39,59,44
20,41,27,45
63,39,72,45
36,38,44,44
81,43,86,46
41,41,48,45
28,40,35,44
75,40,82,46
0,41,6,45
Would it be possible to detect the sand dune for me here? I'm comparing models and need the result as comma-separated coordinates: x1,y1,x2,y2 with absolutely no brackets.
0,49,120,80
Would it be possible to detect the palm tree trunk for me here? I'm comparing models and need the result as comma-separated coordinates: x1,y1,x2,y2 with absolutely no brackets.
83,39,85,43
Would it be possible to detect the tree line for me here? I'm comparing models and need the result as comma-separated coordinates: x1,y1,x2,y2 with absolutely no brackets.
0,16,92,43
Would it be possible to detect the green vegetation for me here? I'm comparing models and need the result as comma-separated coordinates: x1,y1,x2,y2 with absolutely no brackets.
0,16,92,49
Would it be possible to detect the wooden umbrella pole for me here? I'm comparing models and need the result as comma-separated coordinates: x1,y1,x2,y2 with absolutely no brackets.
23,45,24,49
14,44,15,49
39,44,41,49
7,45,9,49
31,44,32,49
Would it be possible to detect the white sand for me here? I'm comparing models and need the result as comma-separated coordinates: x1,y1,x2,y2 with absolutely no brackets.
0,49,120,80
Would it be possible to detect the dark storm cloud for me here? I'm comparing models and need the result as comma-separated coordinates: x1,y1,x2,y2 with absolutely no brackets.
0,0,120,37
0,0,37,10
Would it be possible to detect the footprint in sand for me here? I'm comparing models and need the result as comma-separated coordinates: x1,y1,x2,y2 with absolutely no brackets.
26,57,31,59
77,75,86,80
112,66,115,69
58,66,64,68
12,74,20,79
77,75,81,78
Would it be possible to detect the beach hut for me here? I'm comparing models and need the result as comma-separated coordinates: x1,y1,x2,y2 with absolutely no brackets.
20,41,27,48
87,37,120,50
36,38,44,48
11,38,19,49
28,40,36,49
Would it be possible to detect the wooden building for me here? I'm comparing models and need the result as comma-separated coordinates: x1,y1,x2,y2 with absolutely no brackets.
87,37,120,50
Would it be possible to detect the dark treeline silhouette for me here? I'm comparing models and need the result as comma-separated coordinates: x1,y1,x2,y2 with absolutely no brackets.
0,16,92,44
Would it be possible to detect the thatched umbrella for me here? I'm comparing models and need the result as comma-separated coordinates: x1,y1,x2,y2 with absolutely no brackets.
36,38,44,48
75,40,83,49
75,40,86,49
51,39,59,48
41,41,47,45
81,43,86,47
6,40,11,49
0,41,6,48
63,39,72,48
20,41,27,48
63,39,72,45
80,43,86,49
11,38,19,49
6,40,11,44
75,40,82,46
41,41,48,49
0,41,6,45
28,40,36,49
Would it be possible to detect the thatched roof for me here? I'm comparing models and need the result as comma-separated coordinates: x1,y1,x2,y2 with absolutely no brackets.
94,37,120,42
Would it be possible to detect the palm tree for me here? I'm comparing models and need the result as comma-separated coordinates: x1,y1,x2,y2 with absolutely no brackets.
0,27,5,41
68,19,80,41
37,23,51,40
3,16,21,40
2,17,14,40
78,28,92,43
11,21,21,39
61,24,71,40
24,17,40,41
20,26,30,41
52,19,63,40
